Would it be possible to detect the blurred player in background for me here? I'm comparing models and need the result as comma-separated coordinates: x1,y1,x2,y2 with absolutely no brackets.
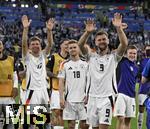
137,45,150,129
0,41,18,129
141,59,150,129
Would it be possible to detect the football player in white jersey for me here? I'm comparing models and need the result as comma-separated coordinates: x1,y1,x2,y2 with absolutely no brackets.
58,40,89,129
21,15,54,129
78,13,128,129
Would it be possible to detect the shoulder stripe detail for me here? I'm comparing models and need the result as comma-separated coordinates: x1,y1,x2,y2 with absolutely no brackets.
26,74,31,89
112,77,117,94
59,59,70,70
25,90,34,105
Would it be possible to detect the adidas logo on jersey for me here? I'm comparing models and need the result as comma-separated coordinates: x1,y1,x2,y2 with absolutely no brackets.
104,118,109,123
68,67,73,70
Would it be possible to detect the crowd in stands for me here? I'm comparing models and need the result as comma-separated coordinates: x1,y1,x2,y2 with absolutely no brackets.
0,1,149,61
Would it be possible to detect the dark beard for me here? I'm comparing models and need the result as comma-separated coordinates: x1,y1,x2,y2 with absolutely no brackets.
99,44,108,51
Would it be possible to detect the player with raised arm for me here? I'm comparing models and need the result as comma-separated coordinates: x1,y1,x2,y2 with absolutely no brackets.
58,40,89,129
21,15,54,129
78,13,128,129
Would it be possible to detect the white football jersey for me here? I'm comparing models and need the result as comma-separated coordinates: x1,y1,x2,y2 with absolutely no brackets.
24,52,47,90
88,52,121,97
58,59,88,102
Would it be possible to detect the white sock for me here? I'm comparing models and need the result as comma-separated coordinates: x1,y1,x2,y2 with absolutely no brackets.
137,112,144,129
75,120,79,129
0,117,4,129
53,126,64,129
89,125,92,129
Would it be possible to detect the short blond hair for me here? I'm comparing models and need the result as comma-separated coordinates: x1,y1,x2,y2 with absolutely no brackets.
29,36,41,44
68,39,78,45
95,30,108,38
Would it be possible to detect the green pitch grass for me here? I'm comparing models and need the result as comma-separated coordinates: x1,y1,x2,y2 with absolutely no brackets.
110,83,147,129
15,84,147,129
64,84,147,129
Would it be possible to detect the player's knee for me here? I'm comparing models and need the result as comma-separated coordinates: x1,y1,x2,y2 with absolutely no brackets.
139,105,145,113
80,120,89,129
68,120,75,129
53,109,62,117
117,116,124,123
99,124,109,129
124,118,131,126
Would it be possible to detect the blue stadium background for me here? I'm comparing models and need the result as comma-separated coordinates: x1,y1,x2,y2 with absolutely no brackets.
0,1,149,128
0,0,149,61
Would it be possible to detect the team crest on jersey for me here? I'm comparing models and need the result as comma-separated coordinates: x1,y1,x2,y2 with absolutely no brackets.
106,57,109,61
80,64,85,69
130,66,134,71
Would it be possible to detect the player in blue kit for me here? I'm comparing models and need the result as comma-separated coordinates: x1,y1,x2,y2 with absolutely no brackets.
114,45,139,129
142,59,150,84
137,45,150,129
142,59,150,129
144,96,150,129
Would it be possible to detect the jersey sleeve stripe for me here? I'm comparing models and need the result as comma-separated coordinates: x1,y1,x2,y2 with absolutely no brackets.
25,90,34,105
65,85,69,101
59,59,70,71
112,78,118,94
26,74,31,89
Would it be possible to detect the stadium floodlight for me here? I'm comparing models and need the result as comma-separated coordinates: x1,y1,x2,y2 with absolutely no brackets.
11,0,16,1
5,0,9,1
25,4,29,8
12,4,16,7
21,4,25,8
34,5,38,8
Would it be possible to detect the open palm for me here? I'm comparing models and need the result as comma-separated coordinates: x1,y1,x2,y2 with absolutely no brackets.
112,13,128,29
46,18,55,31
112,13,122,28
85,19,95,32
22,15,31,28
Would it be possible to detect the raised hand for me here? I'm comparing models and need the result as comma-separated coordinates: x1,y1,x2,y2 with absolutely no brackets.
22,15,31,28
121,23,128,29
112,13,123,28
112,13,128,29
46,18,55,31
84,18,96,33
